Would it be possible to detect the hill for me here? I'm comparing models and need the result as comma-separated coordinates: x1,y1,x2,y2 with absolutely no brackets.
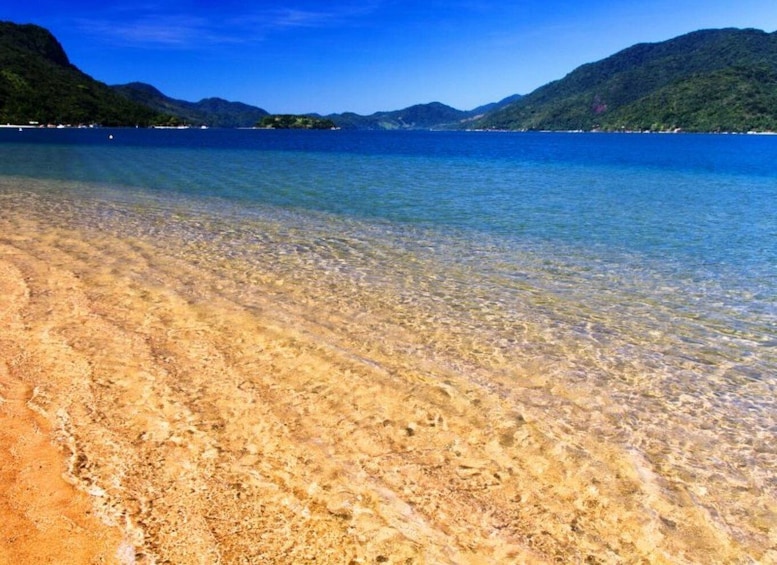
0,22,158,126
112,82,269,128
324,102,470,130
324,95,522,130
476,28,777,132
13,21,774,133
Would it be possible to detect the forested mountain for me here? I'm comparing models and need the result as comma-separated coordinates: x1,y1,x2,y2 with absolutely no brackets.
476,28,777,132
0,22,158,126
323,102,471,130
325,95,523,130
112,82,269,128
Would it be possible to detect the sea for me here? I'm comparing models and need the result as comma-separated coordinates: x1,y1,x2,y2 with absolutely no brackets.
1,127,775,561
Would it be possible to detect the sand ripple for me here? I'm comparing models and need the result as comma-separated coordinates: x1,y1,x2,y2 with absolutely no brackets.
1,205,773,563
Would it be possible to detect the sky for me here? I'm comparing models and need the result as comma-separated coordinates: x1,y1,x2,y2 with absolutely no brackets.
4,1,777,115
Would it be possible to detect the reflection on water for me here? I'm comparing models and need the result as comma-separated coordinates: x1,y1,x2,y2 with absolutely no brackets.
1,175,775,561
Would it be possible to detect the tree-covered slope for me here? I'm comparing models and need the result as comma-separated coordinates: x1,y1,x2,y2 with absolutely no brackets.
0,22,158,126
477,28,777,132
112,82,269,128
608,65,777,132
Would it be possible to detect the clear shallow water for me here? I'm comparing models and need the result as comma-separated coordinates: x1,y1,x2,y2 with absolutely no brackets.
3,129,775,342
1,128,776,558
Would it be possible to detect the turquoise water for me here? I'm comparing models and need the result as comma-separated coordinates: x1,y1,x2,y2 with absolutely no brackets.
2,127,775,384
3,129,775,261
1,128,776,551
3,128,775,335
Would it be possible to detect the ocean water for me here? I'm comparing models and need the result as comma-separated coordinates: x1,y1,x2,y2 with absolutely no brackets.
1,128,776,561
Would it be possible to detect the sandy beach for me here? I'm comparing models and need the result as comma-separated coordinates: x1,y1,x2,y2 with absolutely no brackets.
1,181,773,564
0,352,128,564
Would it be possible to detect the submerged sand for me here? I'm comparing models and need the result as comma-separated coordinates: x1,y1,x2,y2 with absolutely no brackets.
1,186,775,564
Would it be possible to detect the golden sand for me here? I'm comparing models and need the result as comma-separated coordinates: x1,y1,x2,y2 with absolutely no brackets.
0,193,774,563
0,364,128,564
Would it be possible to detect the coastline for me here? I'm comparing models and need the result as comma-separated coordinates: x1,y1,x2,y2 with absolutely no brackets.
3,121,777,134
0,248,130,564
0,177,773,564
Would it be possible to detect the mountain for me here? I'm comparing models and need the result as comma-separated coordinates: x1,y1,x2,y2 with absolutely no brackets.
321,102,469,130
14,21,773,133
323,96,523,130
0,22,158,126
476,28,777,132
112,82,269,128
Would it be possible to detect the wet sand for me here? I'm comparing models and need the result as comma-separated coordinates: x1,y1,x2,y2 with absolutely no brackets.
1,191,774,563
0,359,128,564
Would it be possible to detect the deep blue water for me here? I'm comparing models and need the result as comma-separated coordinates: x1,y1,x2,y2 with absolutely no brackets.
2,128,776,268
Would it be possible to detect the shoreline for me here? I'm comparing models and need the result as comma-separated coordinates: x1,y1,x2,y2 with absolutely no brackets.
0,256,130,564
3,122,777,135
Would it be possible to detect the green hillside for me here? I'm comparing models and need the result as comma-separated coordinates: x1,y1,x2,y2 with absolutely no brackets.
607,65,777,132
477,28,777,132
0,22,158,126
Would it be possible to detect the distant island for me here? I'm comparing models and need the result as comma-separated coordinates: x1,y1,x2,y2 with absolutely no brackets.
257,115,337,130
2,21,777,132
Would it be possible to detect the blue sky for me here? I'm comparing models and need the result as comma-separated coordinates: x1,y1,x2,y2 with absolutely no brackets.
4,1,777,114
